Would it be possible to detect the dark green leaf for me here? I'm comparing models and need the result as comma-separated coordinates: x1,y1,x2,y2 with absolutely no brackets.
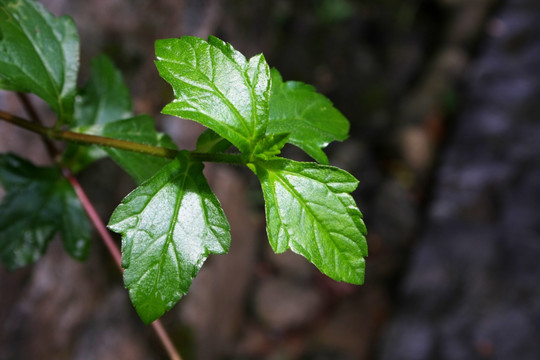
0,0,79,124
61,145,107,175
155,36,271,155
77,115,177,184
108,152,231,323
57,179,91,260
269,68,349,164
74,54,132,126
63,54,134,172
250,158,367,284
0,154,91,269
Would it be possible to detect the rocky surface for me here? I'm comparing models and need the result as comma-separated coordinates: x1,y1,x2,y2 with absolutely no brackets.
378,1,540,359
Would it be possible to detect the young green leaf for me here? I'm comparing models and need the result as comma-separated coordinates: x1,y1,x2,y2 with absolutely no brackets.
0,0,79,124
108,152,231,323
155,36,271,155
0,154,91,269
249,158,367,284
269,68,349,164
252,132,290,161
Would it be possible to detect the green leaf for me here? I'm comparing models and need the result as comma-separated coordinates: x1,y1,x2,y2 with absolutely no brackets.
57,178,92,260
77,115,177,184
249,158,367,284
0,154,91,269
155,36,271,155
0,0,79,124
252,132,290,160
63,54,134,173
269,68,349,164
0,73,17,90
108,152,231,323
74,54,132,126
195,129,232,154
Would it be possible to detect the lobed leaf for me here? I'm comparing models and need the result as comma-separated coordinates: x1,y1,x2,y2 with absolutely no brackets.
108,152,231,323
0,0,79,124
269,68,349,164
0,154,91,269
250,158,367,284
155,36,271,155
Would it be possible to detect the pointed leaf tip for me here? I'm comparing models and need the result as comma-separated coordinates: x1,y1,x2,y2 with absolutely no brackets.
155,36,271,156
251,158,367,284
269,68,350,164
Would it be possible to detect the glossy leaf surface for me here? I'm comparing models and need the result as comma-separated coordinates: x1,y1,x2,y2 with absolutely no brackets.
0,0,79,124
108,152,231,323
252,132,290,160
269,69,349,164
0,154,90,269
250,158,367,284
156,36,271,155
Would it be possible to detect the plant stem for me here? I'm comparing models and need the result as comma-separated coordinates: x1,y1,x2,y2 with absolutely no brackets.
57,129,178,158
6,100,183,360
0,109,247,165
16,93,60,158
65,170,183,360
151,321,182,360
64,169,123,271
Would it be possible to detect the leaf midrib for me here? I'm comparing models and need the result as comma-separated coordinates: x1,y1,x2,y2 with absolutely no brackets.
268,168,355,271
134,163,189,298
161,40,264,153
15,3,65,118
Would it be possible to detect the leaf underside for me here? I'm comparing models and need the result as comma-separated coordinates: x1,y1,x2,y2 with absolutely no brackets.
108,152,230,323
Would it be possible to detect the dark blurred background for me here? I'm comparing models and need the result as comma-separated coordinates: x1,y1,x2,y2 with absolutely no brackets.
2,0,540,359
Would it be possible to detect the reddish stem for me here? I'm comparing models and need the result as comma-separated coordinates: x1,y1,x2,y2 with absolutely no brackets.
64,170,183,360
64,169,123,271
152,321,182,360
11,95,183,360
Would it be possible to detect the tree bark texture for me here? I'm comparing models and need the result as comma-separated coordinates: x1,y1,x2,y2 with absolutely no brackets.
379,1,540,359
